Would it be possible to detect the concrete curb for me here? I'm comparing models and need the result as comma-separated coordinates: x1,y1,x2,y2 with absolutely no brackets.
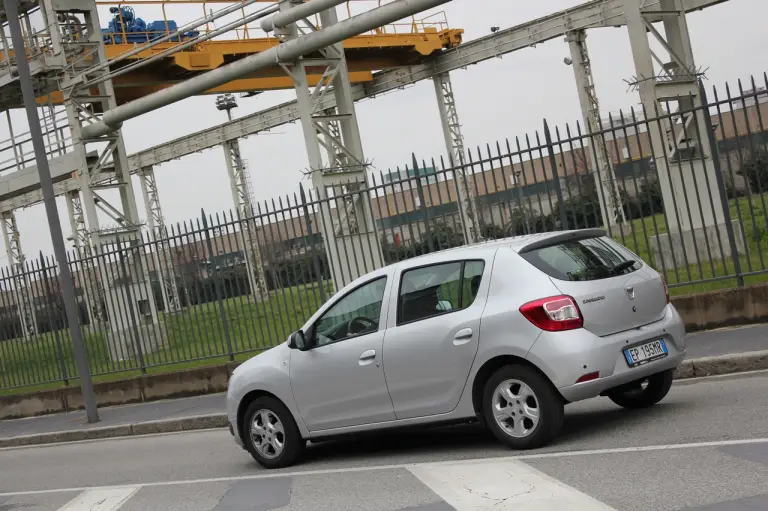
0,413,228,449
672,350,768,379
2,350,767,449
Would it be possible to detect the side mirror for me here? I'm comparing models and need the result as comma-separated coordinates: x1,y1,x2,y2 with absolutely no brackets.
289,330,309,351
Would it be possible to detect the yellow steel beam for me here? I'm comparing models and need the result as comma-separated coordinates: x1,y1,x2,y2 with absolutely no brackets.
35,70,375,106
103,29,462,63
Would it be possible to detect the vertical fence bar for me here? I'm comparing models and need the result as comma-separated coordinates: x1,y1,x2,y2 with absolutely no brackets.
646,102,693,283
117,245,146,375
713,86,751,272
543,120,568,229
627,107,675,280
412,154,434,253
301,186,326,304
40,252,68,385
293,191,319,311
0,266,23,386
615,112,652,263
202,210,233,361
257,201,288,344
192,217,223,357
700,82,744,286
269,198,295,339
173,222,206,362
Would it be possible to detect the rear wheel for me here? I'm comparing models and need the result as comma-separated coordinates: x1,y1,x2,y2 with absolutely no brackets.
608,369,674,409
482,364,564,450
243,397,304,469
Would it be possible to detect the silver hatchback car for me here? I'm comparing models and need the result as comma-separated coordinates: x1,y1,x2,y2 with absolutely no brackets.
226,229,686,468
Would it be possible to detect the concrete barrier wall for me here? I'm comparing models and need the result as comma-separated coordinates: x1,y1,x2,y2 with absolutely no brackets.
671,282,768,332
0,363,240,420
3,283,768,420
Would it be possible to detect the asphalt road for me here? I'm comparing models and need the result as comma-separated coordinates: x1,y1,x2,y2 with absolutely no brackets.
2,323,765,440
1,370,767,510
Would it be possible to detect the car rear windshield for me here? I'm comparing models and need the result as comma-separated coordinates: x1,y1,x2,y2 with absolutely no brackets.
520,236,641,282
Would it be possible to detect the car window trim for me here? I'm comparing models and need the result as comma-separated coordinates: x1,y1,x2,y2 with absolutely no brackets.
307,275,388,349
395,258,486,327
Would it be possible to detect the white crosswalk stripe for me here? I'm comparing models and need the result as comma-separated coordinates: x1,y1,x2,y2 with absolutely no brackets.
408,458,617,511
56,486,140,511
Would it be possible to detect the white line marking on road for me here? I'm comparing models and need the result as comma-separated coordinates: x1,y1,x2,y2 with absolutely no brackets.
55,486,140,511
408,459,616,510
2,437,767,498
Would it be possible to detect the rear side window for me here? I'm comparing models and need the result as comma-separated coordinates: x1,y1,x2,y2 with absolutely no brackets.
398,260,486,325
520,236,640,282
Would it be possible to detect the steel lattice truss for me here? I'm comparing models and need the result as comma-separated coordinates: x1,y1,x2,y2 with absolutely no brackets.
0,0,728,214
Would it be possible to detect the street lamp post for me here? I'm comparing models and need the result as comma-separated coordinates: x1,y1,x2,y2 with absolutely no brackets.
4,0,99,422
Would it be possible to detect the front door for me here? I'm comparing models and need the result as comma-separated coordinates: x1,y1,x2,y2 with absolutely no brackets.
383,259,488,420
289,276,395,432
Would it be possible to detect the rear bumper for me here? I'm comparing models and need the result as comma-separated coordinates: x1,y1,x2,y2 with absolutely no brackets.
558,350,685,402
526,303,687,403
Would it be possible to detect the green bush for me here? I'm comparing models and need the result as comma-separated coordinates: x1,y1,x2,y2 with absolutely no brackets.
739,149,768,194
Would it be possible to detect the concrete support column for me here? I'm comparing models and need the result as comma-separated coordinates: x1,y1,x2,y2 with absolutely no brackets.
624,0,742,268
283,3,383,290
48,0,163,359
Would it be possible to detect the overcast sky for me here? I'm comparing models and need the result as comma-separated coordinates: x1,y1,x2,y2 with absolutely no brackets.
4,0,767,260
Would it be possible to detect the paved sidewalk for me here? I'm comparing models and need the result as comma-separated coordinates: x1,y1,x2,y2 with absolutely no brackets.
0,393,225,439
1,324,765,442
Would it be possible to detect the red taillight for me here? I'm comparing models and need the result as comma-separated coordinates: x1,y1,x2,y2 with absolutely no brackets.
519,295,584,332
661,275,670,304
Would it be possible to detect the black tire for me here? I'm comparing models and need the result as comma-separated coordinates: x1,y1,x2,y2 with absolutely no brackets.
608,369,674,409
482,364,564,450
242,397,304,469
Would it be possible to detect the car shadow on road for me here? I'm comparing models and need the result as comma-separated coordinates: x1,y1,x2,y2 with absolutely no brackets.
297,399,695,465
557,401,693,442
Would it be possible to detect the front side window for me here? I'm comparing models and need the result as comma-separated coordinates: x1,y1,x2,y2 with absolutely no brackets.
312,277,387,347
521,236,640,282
398,260,486,325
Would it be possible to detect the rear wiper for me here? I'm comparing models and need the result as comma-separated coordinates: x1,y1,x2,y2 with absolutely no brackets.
610,260,637,275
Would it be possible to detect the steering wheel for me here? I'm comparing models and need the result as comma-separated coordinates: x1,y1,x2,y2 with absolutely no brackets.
348,316,376,335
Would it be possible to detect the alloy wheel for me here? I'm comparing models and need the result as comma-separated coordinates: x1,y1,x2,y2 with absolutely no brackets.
250,409,285,459
492,378,541,438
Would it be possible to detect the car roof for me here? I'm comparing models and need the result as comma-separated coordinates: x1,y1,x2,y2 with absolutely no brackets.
396,228,607,264
336,228,608,295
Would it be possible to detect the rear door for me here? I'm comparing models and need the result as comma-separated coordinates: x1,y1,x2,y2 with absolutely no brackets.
382,257,489,420
519,235,667,337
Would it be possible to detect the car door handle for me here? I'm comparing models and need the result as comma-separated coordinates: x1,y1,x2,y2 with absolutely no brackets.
453,328,473,345
359,349,376,366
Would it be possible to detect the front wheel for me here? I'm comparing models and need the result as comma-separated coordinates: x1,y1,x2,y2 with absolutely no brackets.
608,369,674,409
243,397,304,469
482,364,564,450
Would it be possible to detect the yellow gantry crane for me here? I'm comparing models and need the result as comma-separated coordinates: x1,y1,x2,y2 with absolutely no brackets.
32,0,463,105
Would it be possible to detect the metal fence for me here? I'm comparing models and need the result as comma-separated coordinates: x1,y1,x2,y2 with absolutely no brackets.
1,73,767,392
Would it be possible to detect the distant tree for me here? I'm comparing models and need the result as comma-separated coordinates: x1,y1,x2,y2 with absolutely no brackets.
739,149,768,194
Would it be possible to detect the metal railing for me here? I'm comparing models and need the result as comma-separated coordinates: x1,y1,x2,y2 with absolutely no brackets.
1,73,767,392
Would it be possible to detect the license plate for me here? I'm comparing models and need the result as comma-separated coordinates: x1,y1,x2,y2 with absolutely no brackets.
623,339,668,367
